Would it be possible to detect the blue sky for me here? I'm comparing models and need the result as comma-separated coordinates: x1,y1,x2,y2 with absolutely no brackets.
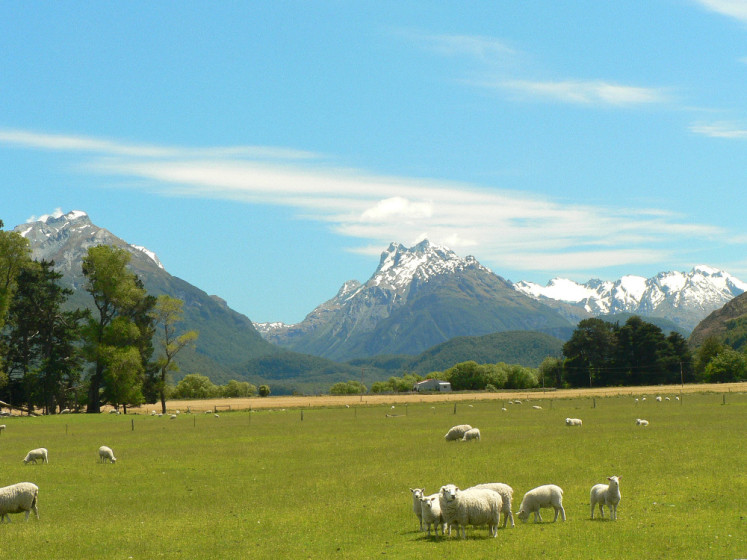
2,1,747,324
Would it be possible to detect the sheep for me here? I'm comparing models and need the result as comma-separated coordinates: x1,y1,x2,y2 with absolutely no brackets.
98,446,117,464
420,494,447,536
469,482,515,528
60,408,71,414
439,484,502,538
655,396,662,402
444,424,472,441
461,428,481,442
0,424,5,433
23,448,48,465
532,405,542,410
636,418,649,426
565,418,583,427
516,484,566,523
0,482,39,522
410,488,425,530
170,414,177,419
590,476,622,520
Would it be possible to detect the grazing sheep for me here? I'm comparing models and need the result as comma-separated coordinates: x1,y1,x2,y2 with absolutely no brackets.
410,488,425,530
565,418,583,427
514,400,522,405
23,448,48,465
532,405,542,410
420,494,446,536
656,396,662,402
0,424,5,433
170,414,177,419
590,476,622,520
469,482,515,528
439,484,502,538
636,418,649,426
665,397,671,401
444,424,473,441
462,428,481,442
0,482,39,522
98,446,117,464
516,484,565,523
60,408,71,414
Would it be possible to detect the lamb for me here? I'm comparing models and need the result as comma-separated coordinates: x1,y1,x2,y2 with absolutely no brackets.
0,482,39,522
516,484,566,523
439,484,502,538
461,428,481,442
590,476,622,520
98,445,117,464
565,418,583,426
469,482,515,528
23,448,48,465
410,488,425,530
444,424,472,441
636,418,649,426
420,494,447,536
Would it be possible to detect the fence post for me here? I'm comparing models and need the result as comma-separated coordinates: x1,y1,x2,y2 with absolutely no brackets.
131,419,134,431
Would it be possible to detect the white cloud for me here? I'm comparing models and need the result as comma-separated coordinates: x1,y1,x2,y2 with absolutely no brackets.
496,79,669,106
695,0,747,23
408,31,516,62
26,207,64,223
690,121,747,138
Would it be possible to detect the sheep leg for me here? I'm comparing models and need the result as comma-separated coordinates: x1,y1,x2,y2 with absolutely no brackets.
591,502,595,519
611,504,617,521
599,504,605,518
558,506,566,521
534,510,543,523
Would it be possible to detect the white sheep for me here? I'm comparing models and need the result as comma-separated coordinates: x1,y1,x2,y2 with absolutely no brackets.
420,493,447,536
0,482,39,522
170,414,177,419
656,396,662,402
516,484,566,523
439,484,502,538
98,446,117,464
461,428,481,442
532,405,542,410
23,448,48,465
444,424,472,441
0,424,6,433
636,418,649,426
469,482,515,528
410,488,425,530
590,476,622,520
565,418,583,426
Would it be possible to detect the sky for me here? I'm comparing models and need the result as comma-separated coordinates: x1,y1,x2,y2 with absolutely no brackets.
2,1,747,324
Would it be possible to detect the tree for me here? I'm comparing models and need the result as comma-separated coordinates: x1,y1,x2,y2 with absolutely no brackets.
703,348,747,383
222,379,256,398
172,374,219,399
81,245,152,413
562,318,616,387
694,336,724,381
538,357,563,388
258,384,271,397
330,380,366,395
150,295,198,413
614,316,669,385
0,225,31,331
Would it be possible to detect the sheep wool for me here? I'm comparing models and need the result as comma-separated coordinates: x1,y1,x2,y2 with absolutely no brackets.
23,448,48,465
420,494,446,536
0,482,39,522
636,418,649,426
469,482,515,528
444,424,472,441
439,484,502,538
99,446,117,464
565,418,583,427
461,428,481,442
410,488,424,530
516,484,566,523
590,476,622,520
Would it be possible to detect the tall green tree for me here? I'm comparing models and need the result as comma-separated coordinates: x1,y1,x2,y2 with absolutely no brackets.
0,223,31,330
614,316,669,385
150,295,198,413
562,318,616,387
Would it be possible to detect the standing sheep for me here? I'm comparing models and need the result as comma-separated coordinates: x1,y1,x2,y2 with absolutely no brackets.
590,476,622,520
565,418,583,427
636,418,649,426
23,448,48,465
0,482,39,522
469,482,515,528
420,494,446,536
461,428,481,442
410,488,424,531
439,484,502,538
444,425,472,441
516,484,566,523
98,446,117,464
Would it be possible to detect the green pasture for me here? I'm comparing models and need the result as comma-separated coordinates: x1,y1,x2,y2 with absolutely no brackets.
1,391,745,559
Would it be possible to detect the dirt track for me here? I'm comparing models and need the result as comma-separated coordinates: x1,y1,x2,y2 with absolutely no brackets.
129,382,746,414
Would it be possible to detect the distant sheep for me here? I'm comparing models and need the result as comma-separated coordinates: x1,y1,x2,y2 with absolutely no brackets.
532,405,542,410
590,476,622,520
420,494,447,536
565,418,582,427
655,396,662,402
0,424,5,433
462,428,481,442
98,446,117,464
516,484,566,523
410,488,425,531
469,482,515,528
439,484,502,538
0,482,39,522
636,418,649,426
444,424,472,441
170,414,177,419
23,448,48,465
60,408,71,414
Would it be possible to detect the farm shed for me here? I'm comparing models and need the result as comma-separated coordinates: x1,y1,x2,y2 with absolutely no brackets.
413,379,452,392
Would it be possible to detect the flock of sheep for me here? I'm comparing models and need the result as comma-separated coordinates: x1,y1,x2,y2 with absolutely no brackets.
0,436,117,523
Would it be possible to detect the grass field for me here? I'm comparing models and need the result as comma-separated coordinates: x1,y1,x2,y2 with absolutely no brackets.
1,389,745,559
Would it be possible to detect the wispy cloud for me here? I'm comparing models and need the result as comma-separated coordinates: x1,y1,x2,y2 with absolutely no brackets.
690,120,747,138
488,79,669,106
406,31,516,62
0,128,731,275
694,0,747,23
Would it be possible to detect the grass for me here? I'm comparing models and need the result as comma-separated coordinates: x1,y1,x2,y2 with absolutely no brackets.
0,391,745,559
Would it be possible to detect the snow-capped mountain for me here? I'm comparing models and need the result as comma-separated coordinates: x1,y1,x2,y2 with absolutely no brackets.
513,266,747,330
257,240,573,361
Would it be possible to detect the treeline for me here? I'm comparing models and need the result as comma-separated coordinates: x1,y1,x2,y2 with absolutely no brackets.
0,224,259,414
